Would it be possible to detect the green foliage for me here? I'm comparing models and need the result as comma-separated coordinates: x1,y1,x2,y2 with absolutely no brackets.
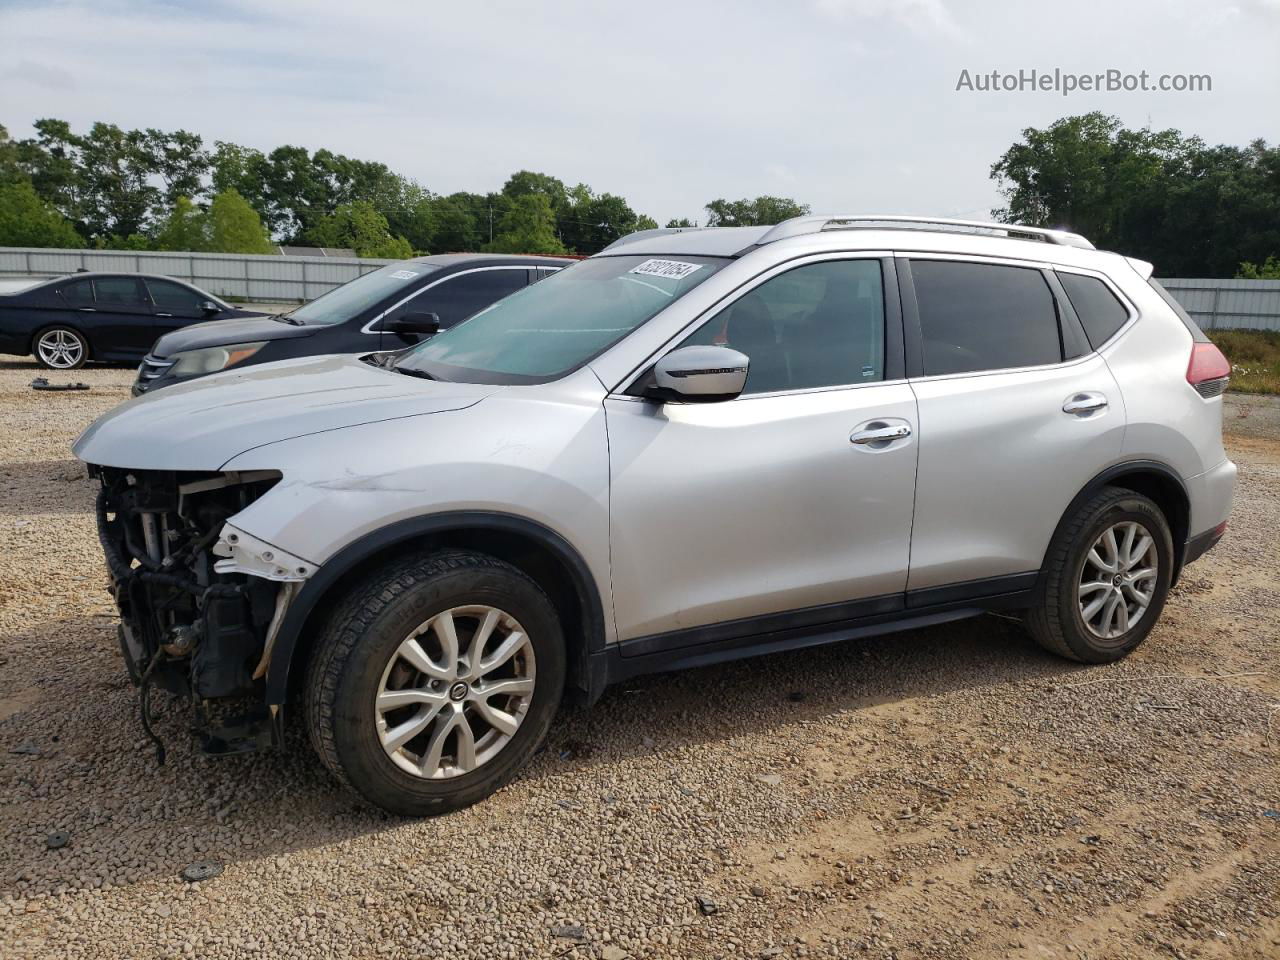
208,189,273,254
429,194,481,252
704,196,810,226
486,194,567,255
0,179,82,247
1207,329,1280,394
665,217,696,228
1238,255,1280,280
154,195,208,251
304,200,413,258
991,113,1280,276
99,233,155,251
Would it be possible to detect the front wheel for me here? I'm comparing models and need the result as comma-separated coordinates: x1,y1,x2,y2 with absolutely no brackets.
306,550,565,816
34,326,89,369
1027,487,1174,663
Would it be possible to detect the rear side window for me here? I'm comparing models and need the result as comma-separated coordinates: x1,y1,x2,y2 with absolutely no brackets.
425,269,528,327
911,260,1062,376
60,279,94,306
1058,273,1130,348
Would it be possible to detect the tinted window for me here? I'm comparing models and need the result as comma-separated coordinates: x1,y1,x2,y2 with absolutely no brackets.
1058,273,1129,348
60,279,94,306
426,269,528,327
679,260,885,395
286,262,441,326
92,276,148,308
147,279,204,311
911,260,1061,375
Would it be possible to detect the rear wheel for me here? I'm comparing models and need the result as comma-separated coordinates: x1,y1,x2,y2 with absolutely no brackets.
33,326,89,369
1027,487,1174,663
306,550,565,816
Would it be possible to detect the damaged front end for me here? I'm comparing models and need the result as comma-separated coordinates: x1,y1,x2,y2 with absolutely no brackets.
90,466,311,760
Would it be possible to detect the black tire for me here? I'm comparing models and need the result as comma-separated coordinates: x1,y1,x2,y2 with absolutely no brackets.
32,325,90,370
1027,486,1174,663
305,550,565,816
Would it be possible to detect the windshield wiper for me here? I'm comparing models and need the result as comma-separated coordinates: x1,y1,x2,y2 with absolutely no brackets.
271,313,305,326
393,365,435,381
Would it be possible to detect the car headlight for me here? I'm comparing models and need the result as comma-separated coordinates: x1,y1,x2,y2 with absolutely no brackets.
169,342,267,376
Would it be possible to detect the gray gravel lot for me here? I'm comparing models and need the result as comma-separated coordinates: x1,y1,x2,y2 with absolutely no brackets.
1,360,1277,960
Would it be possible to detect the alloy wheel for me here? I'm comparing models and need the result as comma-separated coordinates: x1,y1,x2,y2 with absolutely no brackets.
374,605,535,780
1078,520,1158,641
36,330,84,368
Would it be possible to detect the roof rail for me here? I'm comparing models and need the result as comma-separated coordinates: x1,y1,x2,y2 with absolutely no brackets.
756,215,1095,250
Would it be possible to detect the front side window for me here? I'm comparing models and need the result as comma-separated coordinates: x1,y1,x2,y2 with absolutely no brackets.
395,255,726,384
421,269,528,327
147,279,205,311
286,262,441,325
92,276,148,307
911,260,1062,376
677,259,886,395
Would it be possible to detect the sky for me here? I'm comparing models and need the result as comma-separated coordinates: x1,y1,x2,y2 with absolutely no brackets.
1,0,1278,228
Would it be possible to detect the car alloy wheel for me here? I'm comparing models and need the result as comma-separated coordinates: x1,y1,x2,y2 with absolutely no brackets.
36,329,86,368
1077,520,1158,641
374,604,535,779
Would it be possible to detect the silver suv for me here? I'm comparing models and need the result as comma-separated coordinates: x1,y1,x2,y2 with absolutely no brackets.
75,215,1236,815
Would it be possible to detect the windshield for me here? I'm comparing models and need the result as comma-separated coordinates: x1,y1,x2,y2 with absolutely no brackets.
286,262,439,325
394,254,727,383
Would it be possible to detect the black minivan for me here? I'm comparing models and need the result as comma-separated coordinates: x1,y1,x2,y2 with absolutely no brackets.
133,254,572,394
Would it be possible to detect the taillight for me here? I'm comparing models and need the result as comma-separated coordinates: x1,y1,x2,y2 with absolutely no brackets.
1186,342,1230,398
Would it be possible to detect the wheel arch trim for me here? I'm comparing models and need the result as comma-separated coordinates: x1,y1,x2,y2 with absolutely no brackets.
263,510,607,705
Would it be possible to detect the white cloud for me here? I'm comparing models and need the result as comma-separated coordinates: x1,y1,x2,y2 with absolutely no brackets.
814,0,966,39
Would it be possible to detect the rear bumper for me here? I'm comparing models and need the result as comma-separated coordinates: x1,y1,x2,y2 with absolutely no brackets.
1183,521,1227,568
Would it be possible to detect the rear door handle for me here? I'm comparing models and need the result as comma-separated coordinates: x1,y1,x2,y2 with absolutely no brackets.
850,423,912,445
1063,392,1108,415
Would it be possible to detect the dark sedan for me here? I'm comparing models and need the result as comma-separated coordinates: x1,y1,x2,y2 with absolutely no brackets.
132,254,572,394
0,273,264,369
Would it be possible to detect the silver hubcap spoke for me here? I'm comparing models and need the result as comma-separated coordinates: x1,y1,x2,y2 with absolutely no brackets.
38,331,83,368
375,604,535,780
1078,520,1158,641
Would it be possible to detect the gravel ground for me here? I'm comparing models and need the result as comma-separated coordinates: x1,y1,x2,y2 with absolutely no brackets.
1,359,1277,960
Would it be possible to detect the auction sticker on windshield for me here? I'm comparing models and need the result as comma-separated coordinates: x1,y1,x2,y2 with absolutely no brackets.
629,259,703,280
389,270,419,280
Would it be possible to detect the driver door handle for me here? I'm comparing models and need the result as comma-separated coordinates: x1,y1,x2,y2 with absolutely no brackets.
851,423,912,445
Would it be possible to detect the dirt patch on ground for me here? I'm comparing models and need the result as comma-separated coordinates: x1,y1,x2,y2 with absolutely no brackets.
0,359,1277,959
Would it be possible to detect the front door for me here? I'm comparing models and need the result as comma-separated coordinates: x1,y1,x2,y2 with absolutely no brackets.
605,256,918,647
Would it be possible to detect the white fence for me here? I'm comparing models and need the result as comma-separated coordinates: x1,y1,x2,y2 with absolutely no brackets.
0,247,397,302
1157,278,1280,332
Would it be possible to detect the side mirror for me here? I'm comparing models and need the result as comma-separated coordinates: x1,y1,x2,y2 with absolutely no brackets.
199,300,221,316
646,345,749,403
384,311,440,335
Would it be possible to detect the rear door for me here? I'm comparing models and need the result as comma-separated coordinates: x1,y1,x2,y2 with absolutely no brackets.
86,276,156,357
900,255,1125,598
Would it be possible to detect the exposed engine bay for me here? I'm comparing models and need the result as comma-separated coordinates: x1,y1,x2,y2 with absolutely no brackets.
90,465,301,760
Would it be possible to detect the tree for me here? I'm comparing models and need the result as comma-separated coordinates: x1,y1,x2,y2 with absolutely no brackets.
1239,255,1280,279
429,194,481,251
559,190,651,254
487,194,566,254
154,195,208,251
141,128,210,209
991,113,1280,276
665,217,696,228
208,189,274,254
0,180,82,247
304,200,413,258
704,196,809,226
